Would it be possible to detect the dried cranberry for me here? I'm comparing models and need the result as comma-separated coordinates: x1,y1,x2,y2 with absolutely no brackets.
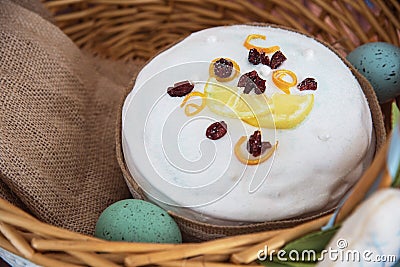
237,70,266,94
206,121,227,140
260,52,270,66
259,141,272,155
254,80,266,94
167,81,194,97
297,78,318,91
248,49,270,66
246,131,271,157
269,51,286,69
248,48,261,65
213,58,233,78
237,71,255,87
247,130,262,157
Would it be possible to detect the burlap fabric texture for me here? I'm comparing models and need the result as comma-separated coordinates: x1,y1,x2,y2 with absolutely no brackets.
0,0,142,235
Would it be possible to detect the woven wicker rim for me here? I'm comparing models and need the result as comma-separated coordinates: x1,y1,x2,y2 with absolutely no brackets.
44,0,400,61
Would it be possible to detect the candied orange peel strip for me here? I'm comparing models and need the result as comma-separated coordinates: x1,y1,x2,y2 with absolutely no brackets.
243,34,280,54
234,136,278,165
180,91,206,116
209,58,240,82
272,69,298,94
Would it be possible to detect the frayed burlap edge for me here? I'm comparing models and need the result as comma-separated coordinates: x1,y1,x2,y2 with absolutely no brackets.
115,23,386,242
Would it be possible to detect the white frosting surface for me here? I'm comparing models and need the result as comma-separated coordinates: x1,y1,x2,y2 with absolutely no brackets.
122,25,373,223
318,189,400,266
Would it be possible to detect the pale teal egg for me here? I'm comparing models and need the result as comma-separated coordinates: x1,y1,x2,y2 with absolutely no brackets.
346,42,400,103
95,199,182,243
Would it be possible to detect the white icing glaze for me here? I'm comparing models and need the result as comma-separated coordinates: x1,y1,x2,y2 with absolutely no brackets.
318,189,400,266
303,48,314,60
122,25,373,223
207,35,217,44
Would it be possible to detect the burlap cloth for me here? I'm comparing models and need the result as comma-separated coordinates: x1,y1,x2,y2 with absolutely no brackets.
0,0,143,235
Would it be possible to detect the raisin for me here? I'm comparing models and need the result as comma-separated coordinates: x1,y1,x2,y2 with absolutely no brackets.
213,58,233,78
238,72,255,94
247,131,271,157
248,49,270,66
167,81,194,97
297,78,318,91
237,70,266,94
247,130,262,157
253,79,266,94
270,51,286,69
261,142,272,154
206,121,227,140
260,52,270,66
242,82,255,94
248,48,261,65
237,71,254,87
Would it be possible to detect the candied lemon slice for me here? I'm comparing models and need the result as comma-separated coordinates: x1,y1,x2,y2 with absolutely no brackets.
204,79,272,119
243,93,314,129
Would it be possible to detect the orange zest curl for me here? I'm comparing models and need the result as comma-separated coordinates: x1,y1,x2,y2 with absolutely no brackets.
180,91,206,116
234,136,278,165
272,69,298,94
243,34,280,54
209,58,240,82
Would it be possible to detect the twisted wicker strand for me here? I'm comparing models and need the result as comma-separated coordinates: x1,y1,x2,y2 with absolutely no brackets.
42,0,399,60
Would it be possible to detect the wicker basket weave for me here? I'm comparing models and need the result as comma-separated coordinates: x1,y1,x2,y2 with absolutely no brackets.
0,0,399,266
44,0,400,61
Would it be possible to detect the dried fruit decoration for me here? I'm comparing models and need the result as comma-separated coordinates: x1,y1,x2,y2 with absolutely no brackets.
272,69,298,94
260,53,270,66
248,48,261,65
180,91,206,116
269,51,287,69
206,121,227,140
167,81,194,97
248,48,270,66
209,58,241,82
297,78,318,91
243,34,280,54
237,70,266,94
214,58,233,78
234,133,278,165
246,130,272,157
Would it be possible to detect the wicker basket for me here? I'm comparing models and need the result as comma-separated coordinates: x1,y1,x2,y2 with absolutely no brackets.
1,0,399,266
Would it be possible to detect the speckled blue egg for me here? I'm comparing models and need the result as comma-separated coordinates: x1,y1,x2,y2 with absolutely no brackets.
94,199,182,243
346,42,400,103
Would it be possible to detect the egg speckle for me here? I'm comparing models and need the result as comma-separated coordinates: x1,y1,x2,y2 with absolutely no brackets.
95,199,182,243
346,42,400,103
